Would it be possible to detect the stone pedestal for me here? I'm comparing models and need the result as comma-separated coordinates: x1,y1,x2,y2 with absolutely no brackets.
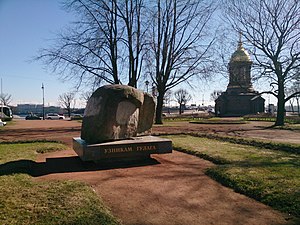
73,136,172,162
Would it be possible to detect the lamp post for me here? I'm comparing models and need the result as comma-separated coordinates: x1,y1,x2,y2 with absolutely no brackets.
145,80,149,93
41,83,45,120
1,78,3,119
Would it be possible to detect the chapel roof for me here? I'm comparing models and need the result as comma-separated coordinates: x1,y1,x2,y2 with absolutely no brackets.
230,34,252,63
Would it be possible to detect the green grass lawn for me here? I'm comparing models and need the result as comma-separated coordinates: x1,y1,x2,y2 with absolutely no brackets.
162,117,247,124
0,142,120,225
164,135,300,221
189,118,247,124
243,116,300,125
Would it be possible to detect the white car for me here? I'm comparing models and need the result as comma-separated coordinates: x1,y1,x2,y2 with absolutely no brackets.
46,113,65,120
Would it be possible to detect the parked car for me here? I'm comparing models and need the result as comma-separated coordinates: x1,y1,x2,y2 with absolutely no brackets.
25,114,42,120
0,106,13,121
70,114,83,120
46,113,65,120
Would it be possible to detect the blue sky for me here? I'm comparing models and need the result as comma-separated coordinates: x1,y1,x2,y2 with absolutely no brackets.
0,0,229,108
0,0,79,106
0,0,275,108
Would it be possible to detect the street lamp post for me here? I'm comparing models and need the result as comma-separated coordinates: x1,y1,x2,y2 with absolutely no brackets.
145,80,149,93
1,78,3,119
41,83,45,120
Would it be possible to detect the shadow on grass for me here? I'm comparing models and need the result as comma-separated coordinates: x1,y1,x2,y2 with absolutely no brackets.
0,156,160,177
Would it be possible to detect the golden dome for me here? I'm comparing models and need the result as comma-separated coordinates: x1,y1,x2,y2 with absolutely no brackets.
230,39,252,63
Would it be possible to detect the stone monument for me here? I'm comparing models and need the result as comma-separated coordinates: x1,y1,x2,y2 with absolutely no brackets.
73,84,172,162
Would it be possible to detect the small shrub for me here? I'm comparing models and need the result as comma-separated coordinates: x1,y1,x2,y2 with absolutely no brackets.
36,146,62,154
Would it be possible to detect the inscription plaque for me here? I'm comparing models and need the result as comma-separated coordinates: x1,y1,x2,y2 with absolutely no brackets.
73,136,172,162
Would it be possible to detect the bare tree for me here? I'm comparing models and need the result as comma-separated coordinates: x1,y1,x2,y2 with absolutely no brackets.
174,89,192,114
58,92,76,117
164,90,172,107
0,93,12,106
146,0,217,123
224,0,300,126
80,91,92,104
287,95,295,113
37,0,146,88
116,0,146,87
210,90,222,101
290,80,300,115
37,0,119,87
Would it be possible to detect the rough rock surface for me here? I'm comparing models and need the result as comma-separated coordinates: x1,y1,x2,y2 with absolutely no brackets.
81,85,155,144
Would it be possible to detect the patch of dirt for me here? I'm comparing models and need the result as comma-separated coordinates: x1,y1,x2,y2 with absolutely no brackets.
0,120,81,146
0,119,297,225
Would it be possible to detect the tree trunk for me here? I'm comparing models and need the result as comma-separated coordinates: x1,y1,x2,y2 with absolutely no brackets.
275,81,285,126
289,100,294,113
68,107,72,118
155,93,164,124
179,104,182,114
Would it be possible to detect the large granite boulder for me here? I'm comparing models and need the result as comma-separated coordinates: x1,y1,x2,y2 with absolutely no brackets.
81,85,155,144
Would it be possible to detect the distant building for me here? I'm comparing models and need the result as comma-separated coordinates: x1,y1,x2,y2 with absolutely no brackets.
215,36,265,116
16,104,61,115
17,104,43,115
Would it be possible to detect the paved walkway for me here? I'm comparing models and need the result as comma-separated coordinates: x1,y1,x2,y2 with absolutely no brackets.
35,150,289,225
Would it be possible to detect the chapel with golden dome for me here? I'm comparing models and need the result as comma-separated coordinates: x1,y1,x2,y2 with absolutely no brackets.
215,35,265,116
